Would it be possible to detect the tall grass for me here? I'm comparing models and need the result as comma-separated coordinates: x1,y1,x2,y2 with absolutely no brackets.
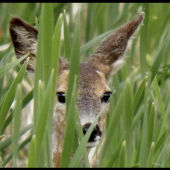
0,3,170,167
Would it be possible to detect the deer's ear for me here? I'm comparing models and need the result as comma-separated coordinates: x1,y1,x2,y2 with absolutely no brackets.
88,12,144,79
9,17,38,73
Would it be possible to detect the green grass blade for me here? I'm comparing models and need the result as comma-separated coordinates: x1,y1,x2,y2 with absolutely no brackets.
66,10,80,113
117,141,126,167
12,84,22,167
149,26,170,85
33,3,53,127
0,58,28,134
34,71,54,167
40,3,54,85
60,9,81,167
73,105,90,167
22,89,33,108
132,76,147,113
105,134,126,167
0,54,28,79
147,142,155,167
153,77,167,127
63,10,71,60
43,12,62,168
52,13,62,74
2,135,32,167
138,82,149,167
155,135,170,168
154,128,168,155
69,103,103,167
60,76,78,167
27,135,36,167
0,124,33,152
27,70,54,167
148,102,155,148
1,89,33,133
98,84,127,166
124,79,133,167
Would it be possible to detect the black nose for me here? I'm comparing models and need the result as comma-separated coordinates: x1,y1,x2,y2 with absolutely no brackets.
83,123,102,142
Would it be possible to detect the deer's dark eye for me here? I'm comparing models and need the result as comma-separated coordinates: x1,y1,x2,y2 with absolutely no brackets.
57,92,65,103
101,92,112,103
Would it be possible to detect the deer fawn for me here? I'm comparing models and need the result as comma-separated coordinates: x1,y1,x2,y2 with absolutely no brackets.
9,12,144,167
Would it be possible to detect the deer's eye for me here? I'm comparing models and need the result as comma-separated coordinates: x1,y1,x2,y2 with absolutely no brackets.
101,92,112,103
57,92,65,103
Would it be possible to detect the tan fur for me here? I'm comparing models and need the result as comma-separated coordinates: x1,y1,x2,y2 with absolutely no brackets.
9,12,144,167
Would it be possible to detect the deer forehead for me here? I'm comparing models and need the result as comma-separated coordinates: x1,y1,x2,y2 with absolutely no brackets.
57,70,69,92
78,63,110,96
57,63,110,97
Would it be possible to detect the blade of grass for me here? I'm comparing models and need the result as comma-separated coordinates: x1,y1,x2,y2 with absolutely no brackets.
105,134,126,167
66,10,80,113
12,84,22,167
0,54,28,79
73,105,90,167
63,10,71,60
2,135,32,167
132,76,147,114
153,77,167,128
117,140,126,168
41,3,54,85
149,25,170,85
60,9,81,167
155,135,170,167
154,128,168,155
27,70,54,167
98,82,127,166
148,102,155,148
43,12,62,168
1,89,33,133
34,70,54,167
60,76,78,167
33,3,53,127
124,79,133,167
27,135,36,167
69,102,104,167
0,124,33,152
138,82,149,167
0,58,28,134
147,142,155,167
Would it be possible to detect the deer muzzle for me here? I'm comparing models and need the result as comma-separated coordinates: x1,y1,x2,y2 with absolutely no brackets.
82,123,102,148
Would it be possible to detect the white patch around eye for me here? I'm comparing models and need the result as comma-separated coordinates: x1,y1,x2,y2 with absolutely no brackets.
111,59,125,75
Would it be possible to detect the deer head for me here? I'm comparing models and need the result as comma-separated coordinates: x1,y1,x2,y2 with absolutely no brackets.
9,12,144,167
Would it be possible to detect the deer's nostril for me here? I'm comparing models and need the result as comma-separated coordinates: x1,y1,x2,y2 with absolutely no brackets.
83,123,102,142
83,123,91,135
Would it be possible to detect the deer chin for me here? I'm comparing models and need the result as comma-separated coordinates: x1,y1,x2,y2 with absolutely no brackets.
86,136,100,148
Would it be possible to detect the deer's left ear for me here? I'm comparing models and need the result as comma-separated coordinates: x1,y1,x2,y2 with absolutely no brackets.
9,17,38,73
88,12,144,79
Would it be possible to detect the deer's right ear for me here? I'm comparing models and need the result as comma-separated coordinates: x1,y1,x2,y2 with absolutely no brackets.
9,17,38,73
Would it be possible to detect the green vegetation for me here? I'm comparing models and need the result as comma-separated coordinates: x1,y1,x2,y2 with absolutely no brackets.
0,3,170,167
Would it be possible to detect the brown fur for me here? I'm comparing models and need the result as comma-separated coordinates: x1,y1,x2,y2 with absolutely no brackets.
9,12,144,167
